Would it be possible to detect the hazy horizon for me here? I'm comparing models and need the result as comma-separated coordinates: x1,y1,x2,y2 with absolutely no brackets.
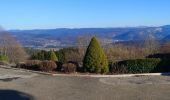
6,25,168,31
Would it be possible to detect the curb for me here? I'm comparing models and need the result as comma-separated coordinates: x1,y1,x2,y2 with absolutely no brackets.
89,73,170,78
53,73,170,78
0,65,170,78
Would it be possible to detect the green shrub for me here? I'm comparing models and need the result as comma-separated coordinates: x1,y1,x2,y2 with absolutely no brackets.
124,59,161,73
56,47,82,63
49,50,58,61
115,58,170,74
83,37,109,74
31,50,49,60
0,55,9,62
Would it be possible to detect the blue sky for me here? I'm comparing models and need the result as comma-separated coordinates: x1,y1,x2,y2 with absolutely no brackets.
0,0,170,29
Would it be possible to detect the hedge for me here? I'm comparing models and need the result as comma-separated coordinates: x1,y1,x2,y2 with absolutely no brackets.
125,59,160,73
111,58,170,74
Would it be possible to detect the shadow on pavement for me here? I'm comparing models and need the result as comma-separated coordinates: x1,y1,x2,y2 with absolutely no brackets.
0,90,34,100
0,77,20,82
161,73,170,76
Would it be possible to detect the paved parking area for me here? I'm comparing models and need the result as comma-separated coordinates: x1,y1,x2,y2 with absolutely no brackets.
0,67,37,81
0,68,170,100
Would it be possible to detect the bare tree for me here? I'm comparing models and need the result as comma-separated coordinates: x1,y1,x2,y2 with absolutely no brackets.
104,44,130,62
64,49,84,62
143,34,159,55
160,41,170,53
0,28,28,63
105,42,154,62
76,35,93,48
76,35,93,59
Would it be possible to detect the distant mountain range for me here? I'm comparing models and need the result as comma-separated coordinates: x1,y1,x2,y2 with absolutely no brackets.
9,25,170,48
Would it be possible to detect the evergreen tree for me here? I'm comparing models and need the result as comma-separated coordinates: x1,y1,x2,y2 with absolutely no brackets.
31,52,37,60
49,50,58,61
37,51,44,60
42,50,49,60
83,37,109,73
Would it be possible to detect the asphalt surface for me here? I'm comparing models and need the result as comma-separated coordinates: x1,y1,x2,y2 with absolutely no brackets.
0,68,170,100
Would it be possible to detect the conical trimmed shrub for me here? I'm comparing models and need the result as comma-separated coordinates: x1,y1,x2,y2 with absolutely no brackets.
83,37,109,73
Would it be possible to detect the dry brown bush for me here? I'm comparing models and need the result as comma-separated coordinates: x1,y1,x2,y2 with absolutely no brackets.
62,62,77,73
26,60,41,66
40,60,57,72
24,60,41,70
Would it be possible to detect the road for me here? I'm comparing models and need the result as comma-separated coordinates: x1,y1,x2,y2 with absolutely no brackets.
0,68,170,100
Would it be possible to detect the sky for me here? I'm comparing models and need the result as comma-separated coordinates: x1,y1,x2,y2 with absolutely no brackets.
0,0,170,30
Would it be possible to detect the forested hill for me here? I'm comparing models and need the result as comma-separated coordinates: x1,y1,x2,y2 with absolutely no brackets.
9,25,170,48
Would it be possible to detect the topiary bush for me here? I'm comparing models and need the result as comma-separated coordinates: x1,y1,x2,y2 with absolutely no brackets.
40,60,57,72
83,37,109,74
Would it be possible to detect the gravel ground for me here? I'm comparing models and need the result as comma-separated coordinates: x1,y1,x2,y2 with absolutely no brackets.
0,68,170,100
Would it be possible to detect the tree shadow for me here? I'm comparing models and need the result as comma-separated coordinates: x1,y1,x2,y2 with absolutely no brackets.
147,53,170,75
55,61,63,71
0,90,34,100
161,73,170,76
153,59,170,74
147,53,170,60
